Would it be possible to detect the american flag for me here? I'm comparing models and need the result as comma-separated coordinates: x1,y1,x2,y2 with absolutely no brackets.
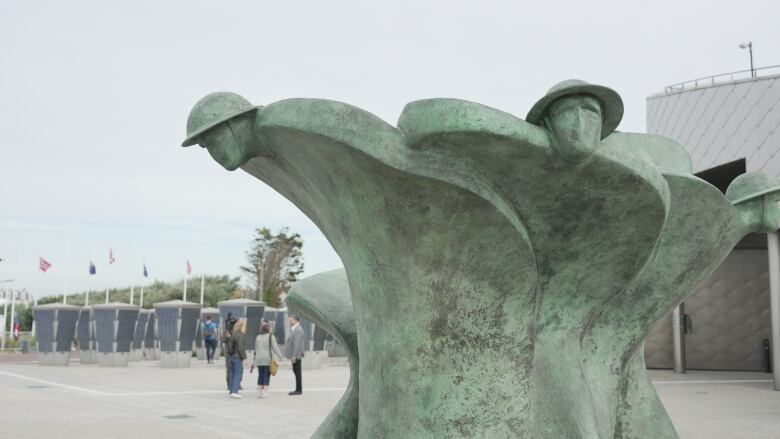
186,260,192,275
39,257,52,273
109,248,116,264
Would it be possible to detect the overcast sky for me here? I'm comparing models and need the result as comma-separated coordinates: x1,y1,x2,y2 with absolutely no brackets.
1,0,778,298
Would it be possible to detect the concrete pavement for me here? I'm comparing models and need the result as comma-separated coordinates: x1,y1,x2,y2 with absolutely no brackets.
0,356,778,438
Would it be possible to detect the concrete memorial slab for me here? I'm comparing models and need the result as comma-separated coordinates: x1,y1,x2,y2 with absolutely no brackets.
92,302,140,367
183,81,780,438
77,306,97,364
130,309,151,361
154,300,201,368
33,303,80,366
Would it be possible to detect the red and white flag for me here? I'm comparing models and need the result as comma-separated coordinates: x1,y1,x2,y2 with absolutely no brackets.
186,260,192,275
109,248,116,264
39,257,52,273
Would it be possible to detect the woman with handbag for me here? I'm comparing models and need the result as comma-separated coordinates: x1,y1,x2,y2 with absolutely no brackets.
252,321,284,398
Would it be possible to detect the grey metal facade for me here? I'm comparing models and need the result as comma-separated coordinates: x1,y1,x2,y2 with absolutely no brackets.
647,75,780,178
644,74,779,371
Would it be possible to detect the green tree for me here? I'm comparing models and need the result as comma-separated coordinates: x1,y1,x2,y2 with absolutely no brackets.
240,227,304,307
58,275,242,309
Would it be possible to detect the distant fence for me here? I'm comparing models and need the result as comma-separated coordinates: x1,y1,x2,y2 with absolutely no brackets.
663,64,780,94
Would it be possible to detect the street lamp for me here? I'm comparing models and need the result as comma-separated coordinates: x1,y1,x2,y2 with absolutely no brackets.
0,279,13,351
739,42,755,78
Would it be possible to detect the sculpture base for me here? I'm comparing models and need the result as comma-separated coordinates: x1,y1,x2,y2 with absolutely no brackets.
302,351,327,370
79,350,97,364
159,351,192,368
97,352,130,367
325,340,347,357
142,348,159,361
38,352,70,366
129,349,143,362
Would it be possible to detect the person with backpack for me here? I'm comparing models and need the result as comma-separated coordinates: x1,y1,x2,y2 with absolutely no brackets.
202,314,218,364
222,313,239,390
226,318,247,399
251,321,284,398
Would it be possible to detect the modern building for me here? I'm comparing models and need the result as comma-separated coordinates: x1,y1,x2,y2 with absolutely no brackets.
643,65,780,376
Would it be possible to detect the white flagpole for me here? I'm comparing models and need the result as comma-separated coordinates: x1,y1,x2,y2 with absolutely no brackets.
105,263,110,304
199,274,205,306
3,287,7,332
130,260,134,306
9,288,16,341
105,249,111,304
199,248,205,305
31,293,38,338
183,262,188,302
140,261,146,308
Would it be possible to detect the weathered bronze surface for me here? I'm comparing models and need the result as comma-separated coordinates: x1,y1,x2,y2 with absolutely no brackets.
183,81,780,438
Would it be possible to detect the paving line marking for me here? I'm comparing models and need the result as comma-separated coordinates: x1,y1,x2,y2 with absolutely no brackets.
0,369,346,396
113,387,347,396
653,379,773,385
0,369,109,395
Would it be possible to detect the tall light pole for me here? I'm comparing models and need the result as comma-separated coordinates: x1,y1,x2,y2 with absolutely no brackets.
739,42,755,78
0,280,14,351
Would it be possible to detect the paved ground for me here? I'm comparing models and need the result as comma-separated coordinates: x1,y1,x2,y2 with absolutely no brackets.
0,354,778,438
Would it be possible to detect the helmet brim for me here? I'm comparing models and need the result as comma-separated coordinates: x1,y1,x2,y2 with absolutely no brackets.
526,84,623,139
181,106,259,147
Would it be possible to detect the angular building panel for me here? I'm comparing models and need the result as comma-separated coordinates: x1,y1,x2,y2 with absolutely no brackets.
645,70,780,372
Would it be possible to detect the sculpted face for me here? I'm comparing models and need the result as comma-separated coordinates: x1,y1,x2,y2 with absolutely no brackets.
198,115,253,171
544,95,603,161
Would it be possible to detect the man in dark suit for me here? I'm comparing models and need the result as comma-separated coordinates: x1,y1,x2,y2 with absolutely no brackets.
285,314,305,395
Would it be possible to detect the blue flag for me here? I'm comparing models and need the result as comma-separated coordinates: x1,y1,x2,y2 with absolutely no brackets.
143,264,148,278
89,261,96,275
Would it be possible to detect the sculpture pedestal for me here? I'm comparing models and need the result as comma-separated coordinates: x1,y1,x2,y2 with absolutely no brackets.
129,349,143,362
142,347,159,361
97,352,130,367
38,352,69,366
79,349,97,364
159,351,192,368
302,351,326,370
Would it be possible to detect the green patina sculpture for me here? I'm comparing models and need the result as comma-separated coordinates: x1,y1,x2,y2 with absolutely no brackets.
286,269,358,438
182,80,780,438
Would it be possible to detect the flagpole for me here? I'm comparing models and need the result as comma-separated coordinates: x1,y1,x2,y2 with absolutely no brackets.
130,258,134,306
199,247,205,305
140,261,146,308
9,287,16,343
105,249,111,304
199,273,205,306
63,272,68,305
183,263,188,302
3,285,9,348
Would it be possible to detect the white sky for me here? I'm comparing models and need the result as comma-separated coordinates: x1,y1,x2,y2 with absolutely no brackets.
1,0,778,298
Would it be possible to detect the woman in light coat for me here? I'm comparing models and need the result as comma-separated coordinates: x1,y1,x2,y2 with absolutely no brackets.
253,321,284,398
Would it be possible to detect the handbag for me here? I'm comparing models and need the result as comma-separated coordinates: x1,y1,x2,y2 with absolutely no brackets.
269,334,279,376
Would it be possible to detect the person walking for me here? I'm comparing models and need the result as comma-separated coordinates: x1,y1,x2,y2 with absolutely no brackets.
226,318,247,399
285,315,305,395
202,314,218,364
252,321,284,398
